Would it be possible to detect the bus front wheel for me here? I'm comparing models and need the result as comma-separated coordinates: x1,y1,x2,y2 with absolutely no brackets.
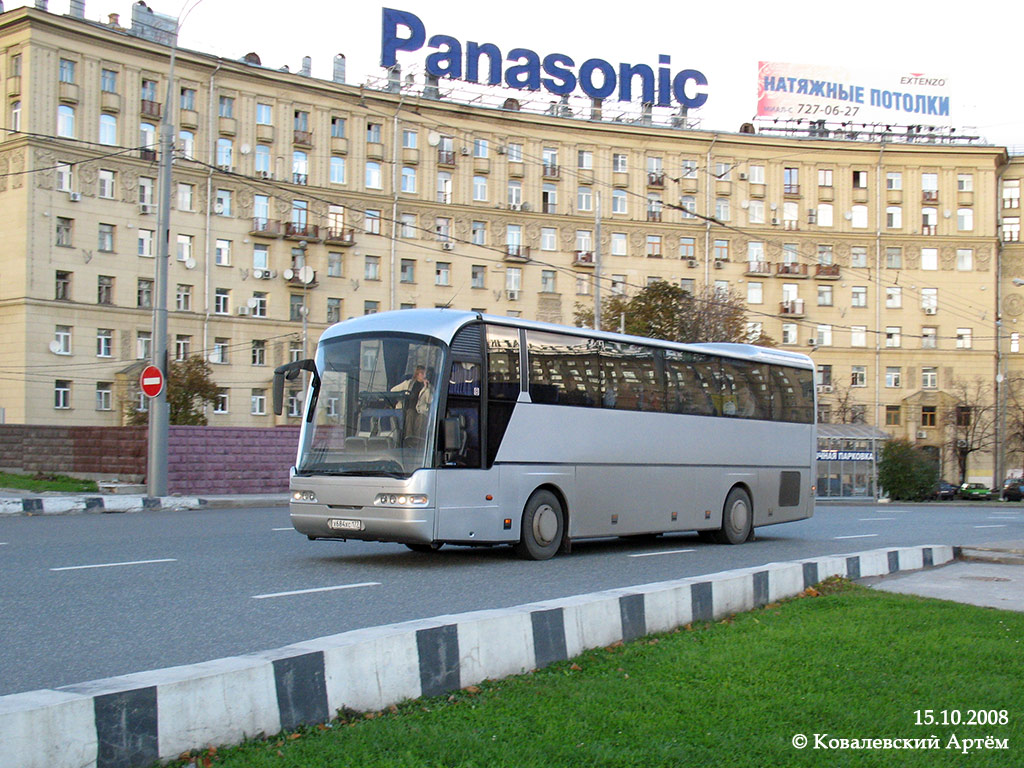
713,487,753,545
514,490,564,560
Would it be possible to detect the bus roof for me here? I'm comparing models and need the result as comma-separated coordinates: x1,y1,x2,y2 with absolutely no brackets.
319,309,814,370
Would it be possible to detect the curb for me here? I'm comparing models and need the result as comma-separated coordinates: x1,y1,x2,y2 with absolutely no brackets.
0,544,953,768
0,496,205,516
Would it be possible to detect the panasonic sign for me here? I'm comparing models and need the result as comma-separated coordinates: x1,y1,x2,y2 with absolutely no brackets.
381,8,709,109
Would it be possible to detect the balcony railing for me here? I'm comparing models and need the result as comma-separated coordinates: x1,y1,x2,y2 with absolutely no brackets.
542,164,560,179
777,262,808,277
922,190,939,203
437,149,456,166
784,183,801,196
745,260,772,275
293,129,313,146
292,173,308,186
250,217,281,237
815,263,841,279
647,172,665,187
780,299,805,316
284,222,320,240
922,224,937,235
505,244,531,261
140,100,161,119
647,210,662,222
323,227,355,245
574,250,595,266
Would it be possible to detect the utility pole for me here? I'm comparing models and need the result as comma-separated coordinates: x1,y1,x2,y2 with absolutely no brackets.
147,41,178,497
594,191,602,329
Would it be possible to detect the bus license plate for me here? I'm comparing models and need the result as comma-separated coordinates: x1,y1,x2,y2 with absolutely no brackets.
328,518,364,531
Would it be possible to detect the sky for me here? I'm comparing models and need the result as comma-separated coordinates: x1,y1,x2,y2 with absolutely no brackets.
17,0,1024,148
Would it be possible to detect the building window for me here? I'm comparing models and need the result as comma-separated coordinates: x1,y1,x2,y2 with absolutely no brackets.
956,328,972,349
921,405,937,427
886,206,902,229
330,156,346,185
137,278,153,308
646,235,662,258
252,292,267,317
818,169,833,187
57,105,75,138
747,282,763,304
400,214,417,239
506,143,523,162
98,223,115,252
851,326,867,347
541,270,556,293
782,323,797,345
817,285,833,306
326,297,342,324
851,366,866,387
56,217,73,247
365,209,381,235
816,325,833,346
251,340,266,366
541,227,556,251
176,284,192,311
327,251,343,277
713,239,729,261
473,175,488,201
577,150,593,169
401,128,416,148
679,237,696,259
957,249,973,271
366,122,382,143
209,338,229,365
922,366,938,389
715,198,730,221
55,380,71,410
251,389,266,415
885,405,901,426
56,271,72,301
215,239,231,266
401,166,417,193
400,259,415,283
435,262,451,286
218,95,234,118
850,246,868,268
885,367,901,388
365,255,380,281
611,189,627,214
886,247,902,269
957,208,973,231
472,265,486,289
365,161,382,189
851,286,867,308
471,220,486,245
885,287,902,309
289,294,305,322
922,326,937,349
137,331,152,360
54,325,72,355
885,327,901,348
175,334,191,361
577,186,593,211
507,180,522,207
364,300,380,315
886,172,902,190
97,275,114,305
921,288,938,314
214,288,230,315
611,233,627,256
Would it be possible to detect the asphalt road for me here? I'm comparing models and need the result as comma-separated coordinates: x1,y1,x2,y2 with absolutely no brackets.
1,501,1021,696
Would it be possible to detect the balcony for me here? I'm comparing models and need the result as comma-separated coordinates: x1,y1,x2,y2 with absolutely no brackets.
779,299,805,317
505,244,531,262
250,218,281,237
542,202,557,214
139,148,156,162
140,99,161,119
647,172,665,187
574,251,595,267
323,227,355,246
815,263,841,279
922,224,937,236
647,210,662,222
542,164,560,179
293,129,313,146
283,222,320,241
777,262,808,277
285,268,317,289
437,149,456,166
783,220,800,231
745,260,772,276
784,183,801,197
922,190,939,203
292,172,308,186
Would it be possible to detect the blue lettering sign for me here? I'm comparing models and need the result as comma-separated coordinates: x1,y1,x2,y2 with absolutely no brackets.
381,8,708,108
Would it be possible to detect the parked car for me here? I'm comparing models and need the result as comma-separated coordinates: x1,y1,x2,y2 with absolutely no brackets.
933,480,957,500
958,482,995,501
1002,479,1024,502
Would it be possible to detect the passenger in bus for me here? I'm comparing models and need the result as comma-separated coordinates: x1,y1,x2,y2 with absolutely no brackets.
391,365,431,433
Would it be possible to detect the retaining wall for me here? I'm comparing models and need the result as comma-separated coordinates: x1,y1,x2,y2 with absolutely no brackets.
0,426,299,495
0,545,954,768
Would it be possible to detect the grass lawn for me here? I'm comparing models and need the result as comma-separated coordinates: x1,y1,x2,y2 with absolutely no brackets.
170,580,1022,768
0,471,97,493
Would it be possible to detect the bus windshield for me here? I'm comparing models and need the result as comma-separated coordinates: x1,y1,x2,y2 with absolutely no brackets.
295,334,445,478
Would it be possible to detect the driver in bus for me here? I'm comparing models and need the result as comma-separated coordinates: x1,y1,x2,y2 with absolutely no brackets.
391,365,432,432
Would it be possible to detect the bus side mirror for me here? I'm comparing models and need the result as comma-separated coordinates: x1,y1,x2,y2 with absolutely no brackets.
273,359,319,415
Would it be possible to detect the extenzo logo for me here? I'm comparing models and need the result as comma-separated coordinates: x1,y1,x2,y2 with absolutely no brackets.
901,73,946,87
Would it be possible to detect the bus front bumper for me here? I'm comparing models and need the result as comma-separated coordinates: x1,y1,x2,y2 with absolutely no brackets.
290,503,436,545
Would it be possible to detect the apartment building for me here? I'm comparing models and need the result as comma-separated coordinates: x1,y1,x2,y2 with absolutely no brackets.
0,4,1021,483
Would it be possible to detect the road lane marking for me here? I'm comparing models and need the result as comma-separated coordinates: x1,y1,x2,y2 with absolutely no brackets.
833,534,879,540
973,524,1008,529
252,582,381,599
50,558,177,572
858,517,896,521
628,548,696,558
272,527,293,531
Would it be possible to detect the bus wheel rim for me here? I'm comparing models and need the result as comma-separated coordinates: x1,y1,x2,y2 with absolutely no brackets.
731,500,750,534
534,504,558,545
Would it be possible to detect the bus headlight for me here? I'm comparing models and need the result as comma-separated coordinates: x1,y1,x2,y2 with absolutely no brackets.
292,490,317,502
375,494,429,507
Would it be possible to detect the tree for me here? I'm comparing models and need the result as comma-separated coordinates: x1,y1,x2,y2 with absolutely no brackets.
574,281,774,345
941,378,996,486
1004,375,1024,475
877,438,939,500
125,356,220,426
820,380,864,425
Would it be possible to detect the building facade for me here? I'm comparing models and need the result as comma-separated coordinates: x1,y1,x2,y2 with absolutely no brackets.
0,4,1022,484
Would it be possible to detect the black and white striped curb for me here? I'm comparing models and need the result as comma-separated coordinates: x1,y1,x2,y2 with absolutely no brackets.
0,545,954,768
0,496,204,516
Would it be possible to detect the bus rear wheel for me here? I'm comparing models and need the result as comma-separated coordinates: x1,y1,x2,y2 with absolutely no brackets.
713,487,753,545
514,490,564,561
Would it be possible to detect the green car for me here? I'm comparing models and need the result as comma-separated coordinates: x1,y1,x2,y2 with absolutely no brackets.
958,483,994,500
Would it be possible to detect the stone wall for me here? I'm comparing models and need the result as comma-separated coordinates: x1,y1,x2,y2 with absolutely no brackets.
0,425,299,495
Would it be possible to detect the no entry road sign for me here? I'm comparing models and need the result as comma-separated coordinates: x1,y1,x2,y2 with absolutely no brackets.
140,365,165,398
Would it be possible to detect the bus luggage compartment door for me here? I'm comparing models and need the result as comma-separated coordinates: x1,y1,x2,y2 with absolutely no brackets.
434,468,504,543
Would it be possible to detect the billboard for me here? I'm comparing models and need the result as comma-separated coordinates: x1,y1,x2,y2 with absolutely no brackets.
757,62,951,126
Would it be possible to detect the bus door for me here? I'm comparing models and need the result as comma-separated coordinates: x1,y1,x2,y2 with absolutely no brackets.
434,327,502,542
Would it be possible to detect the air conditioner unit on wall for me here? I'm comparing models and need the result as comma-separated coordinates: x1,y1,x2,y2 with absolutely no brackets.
68,192,82,202
687,259,697,268
442,242,454,250
237,306,250,316
714,260,724,269
916,430,928,439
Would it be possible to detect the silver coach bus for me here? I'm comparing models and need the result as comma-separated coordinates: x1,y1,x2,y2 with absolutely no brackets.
274,309,816,560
